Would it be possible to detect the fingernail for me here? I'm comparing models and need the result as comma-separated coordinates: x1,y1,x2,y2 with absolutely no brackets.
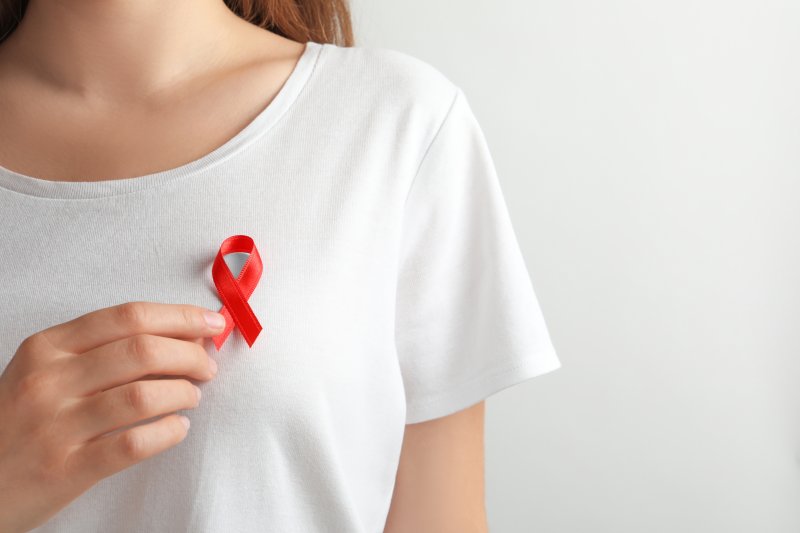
193,384,202,401
208,356,218,375
203,310,226,330
179,415,191,430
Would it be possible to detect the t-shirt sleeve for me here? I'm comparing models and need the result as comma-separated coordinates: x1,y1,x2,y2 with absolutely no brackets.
395,85,562,425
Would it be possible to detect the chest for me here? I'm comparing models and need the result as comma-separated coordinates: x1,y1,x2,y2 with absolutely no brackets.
0,53,294,184
0,179,405,431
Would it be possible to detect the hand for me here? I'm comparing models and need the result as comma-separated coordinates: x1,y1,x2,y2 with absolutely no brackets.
0,301,225,533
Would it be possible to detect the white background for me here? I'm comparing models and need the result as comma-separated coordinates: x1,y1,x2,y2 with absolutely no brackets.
353,1,800,531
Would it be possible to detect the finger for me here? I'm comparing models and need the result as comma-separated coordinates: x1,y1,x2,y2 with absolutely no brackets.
38,301,226,355
64,379,201,442
60,334,216,396
68,413,190,485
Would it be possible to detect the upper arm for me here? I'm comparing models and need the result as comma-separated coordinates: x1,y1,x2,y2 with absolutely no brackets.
383,401,488,533
387,83,560,531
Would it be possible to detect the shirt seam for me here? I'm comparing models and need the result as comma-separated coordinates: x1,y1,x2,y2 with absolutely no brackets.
405,345,561,413
401,84,462,210
406,345,562,423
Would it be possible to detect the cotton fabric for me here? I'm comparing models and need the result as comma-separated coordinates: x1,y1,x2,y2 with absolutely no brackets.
0,40,561,532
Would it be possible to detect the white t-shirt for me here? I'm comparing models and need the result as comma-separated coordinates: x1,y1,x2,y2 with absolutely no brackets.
0,40,562,532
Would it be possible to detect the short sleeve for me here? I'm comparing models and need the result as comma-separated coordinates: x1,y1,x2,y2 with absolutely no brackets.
395,86,562,424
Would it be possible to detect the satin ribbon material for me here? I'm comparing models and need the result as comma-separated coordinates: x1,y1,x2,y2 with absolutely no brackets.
211,234,263,349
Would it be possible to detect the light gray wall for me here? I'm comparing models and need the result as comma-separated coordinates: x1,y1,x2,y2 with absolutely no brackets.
351,1,800,531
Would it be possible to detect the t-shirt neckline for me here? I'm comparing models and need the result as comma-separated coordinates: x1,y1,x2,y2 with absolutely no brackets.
0,40,324,200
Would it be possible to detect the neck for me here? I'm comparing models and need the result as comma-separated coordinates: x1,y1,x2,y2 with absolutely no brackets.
1,0,247,99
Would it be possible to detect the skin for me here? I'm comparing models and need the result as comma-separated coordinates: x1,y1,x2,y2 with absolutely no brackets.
0,0,489,530
385,402,489,533
0,0,306,182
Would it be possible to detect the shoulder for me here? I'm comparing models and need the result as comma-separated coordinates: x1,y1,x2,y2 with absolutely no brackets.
312,42,461,123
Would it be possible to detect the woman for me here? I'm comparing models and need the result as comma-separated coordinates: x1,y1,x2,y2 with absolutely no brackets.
0,0,562,531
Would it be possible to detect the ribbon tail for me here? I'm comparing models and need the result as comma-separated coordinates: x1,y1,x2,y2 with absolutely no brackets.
212,305,236,350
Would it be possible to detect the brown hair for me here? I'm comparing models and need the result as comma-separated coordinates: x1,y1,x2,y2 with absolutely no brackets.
0,0,354,46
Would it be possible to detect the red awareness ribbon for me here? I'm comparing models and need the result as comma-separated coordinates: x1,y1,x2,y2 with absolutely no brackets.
211,234,263,350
